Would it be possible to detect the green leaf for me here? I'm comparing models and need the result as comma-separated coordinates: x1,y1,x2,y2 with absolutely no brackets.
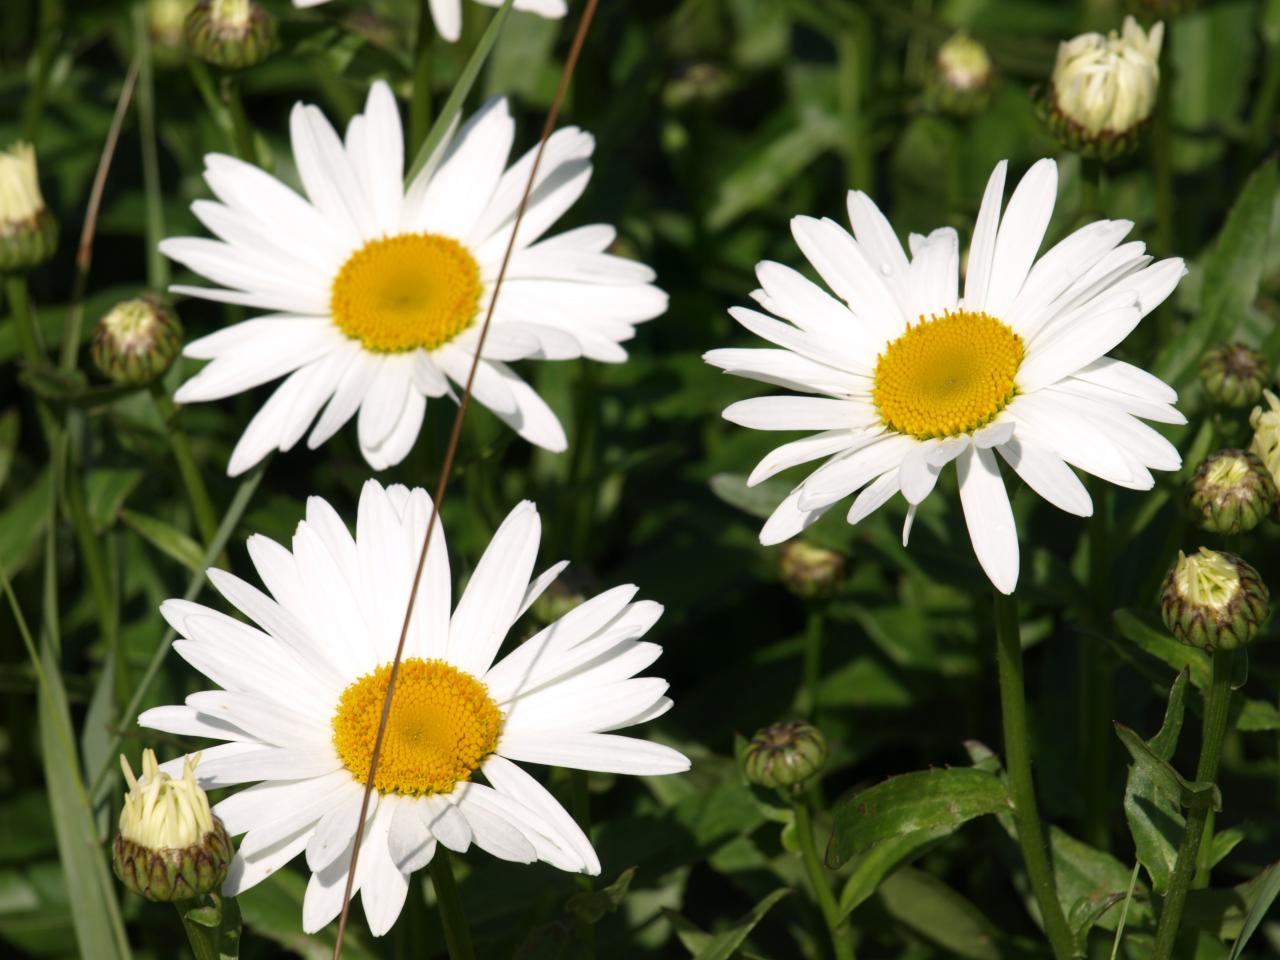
404,0,517,183
179,894,241,960
238,870,378,960
1115,723,1220,812
0,408,17,493
680,888,790,960
0,469,49,579
877,867,1001,960
827,768,1010,868
1069,891,1125,944
709,472,789,523
1226,861,1280,960
565,866,636,925
84,468,144,534
837,825,952,920
119,508,206,574
1154,158,1278,385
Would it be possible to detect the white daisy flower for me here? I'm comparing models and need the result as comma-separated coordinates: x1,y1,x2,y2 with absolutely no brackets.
162,81,665,475
705,158,1187,594
293,0,567,44
140,479,687,935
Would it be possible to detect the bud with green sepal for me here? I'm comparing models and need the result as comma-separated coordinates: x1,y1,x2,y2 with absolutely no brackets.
1038,16,1163,161
0,142,57,274
1186,449,1277,534
113,749,234,902
743,720,828,792
92,296,183,386
927,32,996,117
1160,548,1269,651
778,541,846,600
1249,390,1280,488
1200,342,1271,408
185,0,276,71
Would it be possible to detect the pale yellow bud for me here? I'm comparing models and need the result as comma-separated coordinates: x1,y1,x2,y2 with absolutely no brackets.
1051,16,1163,138
118,749,215,850
0,143,46,229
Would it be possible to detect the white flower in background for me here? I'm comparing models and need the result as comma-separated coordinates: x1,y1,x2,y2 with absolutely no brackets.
162,81,664,475
140,480,687,935
292,0,566,43
1051,15,1163,138
705,158,1186,594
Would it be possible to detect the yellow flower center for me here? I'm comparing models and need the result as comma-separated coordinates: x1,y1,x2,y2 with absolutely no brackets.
873,309,1024,440
330,233,482,354
331,658,502,796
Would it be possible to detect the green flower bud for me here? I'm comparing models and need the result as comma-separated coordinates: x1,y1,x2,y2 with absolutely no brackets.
113,750,234,902
185,0,276,71
1039,16,1163,161
1160,548,1269,651
1200,342,1271,407
0,142,58,274
743,721,828,791
1249,389,1280,489
927,33,996,117
1186,449,1277,534
778,541,846,599
150,0,195,66
92,296,183,385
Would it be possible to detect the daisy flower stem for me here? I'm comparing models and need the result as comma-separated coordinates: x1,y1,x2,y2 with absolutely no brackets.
801,606,825,718
148,382,220,550
133,2,168,290
173,900,220,960
1151,649,1234,960
429,851,476,960
221,74,256,164
409,0,434,155
5,275,44,365
836,10,873,192
792,797,855,960
993,589,1075,960
1080,485,1113,851
569,769,597,957
1153,42,1175,257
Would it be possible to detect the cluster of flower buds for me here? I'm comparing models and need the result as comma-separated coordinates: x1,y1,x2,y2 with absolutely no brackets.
185,0,276,70
0,142,57,274
1186,449,1276,534
91,296,184,386
1200,343,1272,408
112,750,234,902
742,720,828,792
927,32,996,117
1161,548,1270,651
1040,16,1163,160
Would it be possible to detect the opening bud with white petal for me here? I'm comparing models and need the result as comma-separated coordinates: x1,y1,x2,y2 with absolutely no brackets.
92,295,183,385
1249,390,1280,489
743,720,828,792
184,0,276,71
1042,16,1163,160
1200,342,1271,408
0,142,57,273
1186,449,1277,534
1160,548,1269,651
113,750,233,902
928,32,996,116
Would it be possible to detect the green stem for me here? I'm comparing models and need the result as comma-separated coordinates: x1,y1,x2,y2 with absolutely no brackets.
188,60,239,155
149,382,219,548
174,900,220,960
836,7,872,191
1151,649,1234,960
792,799,855,960
409,0,435,156
429,851,476,960
801,607,825,718
1079,157,1102,221
569,769,596,959
993,589,1075,960
1153,56,1174,257
1081,484,1112,851
222,74,256,164
21,0,61,142
134,2,168,290
6,275,44,366
1247,41,1280,161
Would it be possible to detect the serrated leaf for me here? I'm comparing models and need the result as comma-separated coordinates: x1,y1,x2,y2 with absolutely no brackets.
826,768,1010,868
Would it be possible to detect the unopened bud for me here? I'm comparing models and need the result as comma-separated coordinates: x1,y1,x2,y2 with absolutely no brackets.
1200,343,1271,408
1160,548,1269,651
0,142,57,274
113,750,234,902
1249,390,1280,488
778,541,845,599
928,33,996,116
1186,449,1276,534
743,720,828,791
185,0,276,71
91,296,183,385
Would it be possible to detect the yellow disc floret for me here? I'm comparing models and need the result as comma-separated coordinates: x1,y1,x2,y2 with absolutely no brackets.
330,233,482,354
332,658,502,796
873,309,1024,440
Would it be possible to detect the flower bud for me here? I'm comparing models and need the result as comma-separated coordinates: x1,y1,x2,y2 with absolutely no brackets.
1249,390,1280,488
185,0,276,71
1160,548,1269,651
92,296,183,385
0,142,58,274
927,32,996,117
1200,342,1271,408
1041,16,1163,160
778,541,846,599
743,721,828,791
1186,449,1277,534
113,750,234,902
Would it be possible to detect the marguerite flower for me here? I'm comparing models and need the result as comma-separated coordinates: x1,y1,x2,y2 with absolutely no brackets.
162,81,665,475
292,0,566,44
705,158,1186,594
140,480,687,934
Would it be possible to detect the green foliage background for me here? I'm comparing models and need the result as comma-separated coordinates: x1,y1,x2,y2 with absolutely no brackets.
2,0,1280,956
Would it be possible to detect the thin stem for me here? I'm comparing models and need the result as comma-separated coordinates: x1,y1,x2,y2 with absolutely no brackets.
134,1,169,289
1150,649,1234,960
6,275,43,366
429,852,475,960
188,60,238,155
1247,42,1280,161
1153,55,1174,257
409,0,434,156
174,900,219,960
149,382,219,548
836,8,873,191
21,0,61,142
1081,484,1112,851
792,799,854,960
993,589,1075,960
222,74,257,164
569,770,596,959
801,607,825,718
